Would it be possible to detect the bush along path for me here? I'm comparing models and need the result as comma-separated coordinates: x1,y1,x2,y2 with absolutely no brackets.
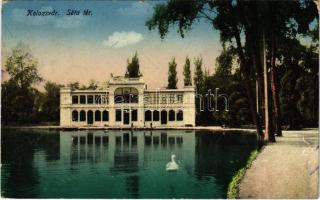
227,150,258,199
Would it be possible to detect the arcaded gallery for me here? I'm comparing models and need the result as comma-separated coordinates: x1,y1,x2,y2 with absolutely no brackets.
60,76,195,127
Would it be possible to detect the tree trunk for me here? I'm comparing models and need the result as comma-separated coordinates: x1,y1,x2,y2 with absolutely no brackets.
262,31,276,142
233,26,264,144
262,32,270,142
228,3,264,145
251,44,265,144
270,27,283,137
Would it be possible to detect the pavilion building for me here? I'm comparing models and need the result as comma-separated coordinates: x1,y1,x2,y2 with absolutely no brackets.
60,76,195,127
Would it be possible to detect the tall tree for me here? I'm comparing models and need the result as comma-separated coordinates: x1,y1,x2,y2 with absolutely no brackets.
125,52,142,78
5,44,42,89
193,57,204,125
146,0,318,143
2,44,42,123
167,58,178,89
270,21,282,136
183,57,192,86
146,0,264,142
193,57,204,94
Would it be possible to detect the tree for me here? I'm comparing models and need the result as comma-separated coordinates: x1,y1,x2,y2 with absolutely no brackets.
167,58,178,89
42,82,62,122
213,47,251,127
183,57,192,86
279,39,319,129
193,57,204,125
2,45,42,124
5,44,42,89
295,45,319,127
146,0,265,141
279,66,304,129
235,1,317,140
215,47,234,77
125,52,142,78
146,0,318,144
193,57,204,94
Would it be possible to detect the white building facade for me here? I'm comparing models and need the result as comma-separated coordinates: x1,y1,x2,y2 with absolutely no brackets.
60,77,195,128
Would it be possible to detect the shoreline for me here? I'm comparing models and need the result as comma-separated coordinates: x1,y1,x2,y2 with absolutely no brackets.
2,125,257,133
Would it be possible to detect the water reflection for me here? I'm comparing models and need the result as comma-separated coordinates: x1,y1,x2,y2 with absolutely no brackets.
1,132,60,198
1,129,256,198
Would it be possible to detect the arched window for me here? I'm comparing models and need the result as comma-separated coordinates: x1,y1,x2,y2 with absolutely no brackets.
161,110,167,124
145,110,152,121
72,110,78,121
177,110,183,121
80,110,86,121
169,110,175,121
95,110,101,121
153,110,159,121
102,110,109,121
87,110,93,124
114,87,139,103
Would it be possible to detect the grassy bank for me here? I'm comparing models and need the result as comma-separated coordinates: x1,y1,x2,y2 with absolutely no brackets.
227,149,258,199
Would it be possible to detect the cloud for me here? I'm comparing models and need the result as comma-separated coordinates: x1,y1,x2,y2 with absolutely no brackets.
117,1,152,16
102,31,144,48
11,7,87,28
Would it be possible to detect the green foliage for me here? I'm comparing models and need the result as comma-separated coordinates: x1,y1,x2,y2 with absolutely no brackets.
2,45,43,124
125,52,142,78
147,0,319,128
3,1,319,127
227,150,258,199
296,73,318,126
2,45,64,124
5,44,42,89
41,82,62,122
183,57,192,86
193,57,207,124
167,58,178,89
280,67,303,129
2,80,39,123
212,47,251,126
146,0,202,39
278,38,319,128
193,57,204,94
215,47,234,77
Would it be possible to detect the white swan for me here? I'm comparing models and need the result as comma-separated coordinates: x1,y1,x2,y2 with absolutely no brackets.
166,154,179,171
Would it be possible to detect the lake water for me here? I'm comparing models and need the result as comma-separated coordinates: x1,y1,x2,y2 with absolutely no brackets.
1,129,256,198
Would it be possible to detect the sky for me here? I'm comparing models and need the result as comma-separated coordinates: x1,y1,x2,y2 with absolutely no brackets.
2,0,222,89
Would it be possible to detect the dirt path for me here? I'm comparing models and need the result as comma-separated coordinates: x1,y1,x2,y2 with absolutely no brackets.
239,129,319,199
